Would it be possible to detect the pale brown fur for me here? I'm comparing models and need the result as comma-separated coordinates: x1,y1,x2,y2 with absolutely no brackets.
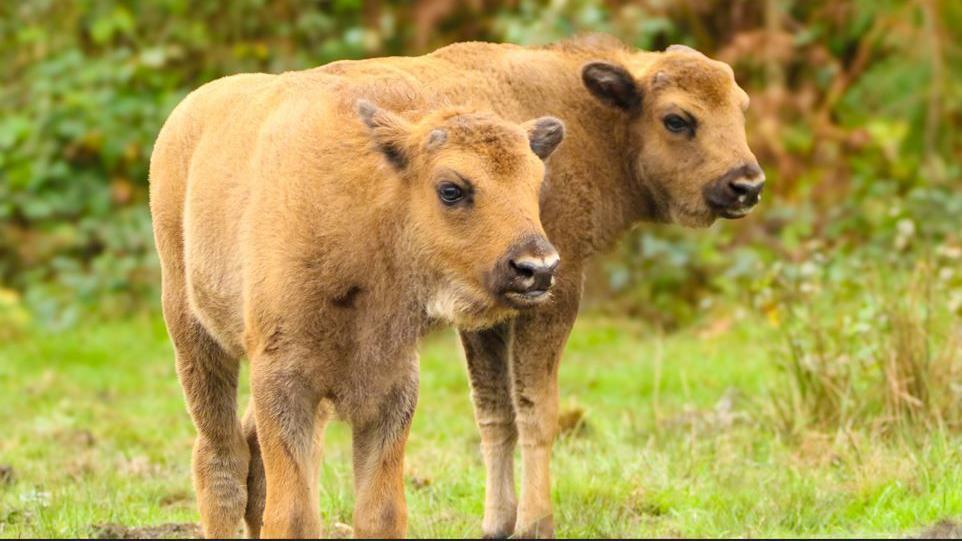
152,34,760,539
312,36,760,538
150,75,564,537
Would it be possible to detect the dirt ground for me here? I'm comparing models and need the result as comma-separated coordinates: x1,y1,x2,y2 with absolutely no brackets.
91,521,357,539
92,522,201,539
86,517,962,539
912,519,962,539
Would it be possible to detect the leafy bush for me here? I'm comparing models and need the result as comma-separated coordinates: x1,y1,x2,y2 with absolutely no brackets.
1,0,960,326
1,0,380,325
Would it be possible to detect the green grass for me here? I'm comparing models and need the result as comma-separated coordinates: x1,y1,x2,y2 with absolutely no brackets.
1,313,960,538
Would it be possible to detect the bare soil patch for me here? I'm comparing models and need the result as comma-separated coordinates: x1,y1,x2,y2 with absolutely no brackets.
911,519,962,539
93,522,201,539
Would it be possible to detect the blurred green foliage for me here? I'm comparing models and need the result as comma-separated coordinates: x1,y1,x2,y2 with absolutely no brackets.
1,0,960,328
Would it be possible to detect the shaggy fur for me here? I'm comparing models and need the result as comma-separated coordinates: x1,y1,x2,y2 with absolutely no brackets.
315,36,761,539
150,82,565,537
151,33,760,539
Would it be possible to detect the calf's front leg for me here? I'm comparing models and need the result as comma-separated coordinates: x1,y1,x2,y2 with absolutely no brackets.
250,356,325,539
460,323,519,538
242,404,265,538
510,276,581,539
350,369,418,538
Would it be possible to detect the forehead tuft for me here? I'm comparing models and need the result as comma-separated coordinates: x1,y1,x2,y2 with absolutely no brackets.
651,54,742,108
428,110,531,176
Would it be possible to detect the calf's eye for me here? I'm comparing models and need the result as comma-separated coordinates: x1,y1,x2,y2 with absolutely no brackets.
663,114,690,134
437,182,465,205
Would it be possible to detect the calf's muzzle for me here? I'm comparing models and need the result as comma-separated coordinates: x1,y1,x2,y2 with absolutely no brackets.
704,162,765,219
492,235,560,308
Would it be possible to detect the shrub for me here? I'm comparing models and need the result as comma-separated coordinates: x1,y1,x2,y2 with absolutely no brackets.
1,1,960,325
768,258,962,438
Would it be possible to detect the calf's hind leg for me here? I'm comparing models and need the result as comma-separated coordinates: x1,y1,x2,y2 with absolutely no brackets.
166,314,249,538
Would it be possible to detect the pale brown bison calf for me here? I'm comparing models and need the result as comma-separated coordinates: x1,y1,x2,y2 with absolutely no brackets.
149,75,564,538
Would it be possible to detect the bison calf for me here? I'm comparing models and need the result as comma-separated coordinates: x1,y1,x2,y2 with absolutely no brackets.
150,75,564,539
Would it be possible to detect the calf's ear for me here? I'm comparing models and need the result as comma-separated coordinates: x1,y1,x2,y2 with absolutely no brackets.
356,99,411,169
523,116,565,160
581,62,642,112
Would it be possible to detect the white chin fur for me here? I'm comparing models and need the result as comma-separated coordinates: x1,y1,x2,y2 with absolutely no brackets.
426,283,515,330
426,286,469,322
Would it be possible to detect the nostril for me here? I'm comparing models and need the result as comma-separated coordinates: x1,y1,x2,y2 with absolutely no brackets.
510,259,535,278
730,181,750,195
729,180,764,199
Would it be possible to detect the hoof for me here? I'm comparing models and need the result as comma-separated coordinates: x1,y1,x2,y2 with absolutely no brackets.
482,520,515,538
482,506,517,539
511,514,554,539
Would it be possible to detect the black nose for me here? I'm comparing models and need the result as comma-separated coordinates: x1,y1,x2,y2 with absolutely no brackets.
704,163,765,217
509,255,560,291
496,235,560,306
729,178,764,205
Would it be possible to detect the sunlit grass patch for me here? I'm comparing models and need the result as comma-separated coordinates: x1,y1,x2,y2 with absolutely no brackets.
1,306,960,537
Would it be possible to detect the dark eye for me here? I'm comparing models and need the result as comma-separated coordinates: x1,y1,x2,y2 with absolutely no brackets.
663,114,690,134
437,181,465,205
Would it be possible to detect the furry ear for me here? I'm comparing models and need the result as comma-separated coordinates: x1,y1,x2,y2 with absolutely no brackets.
356,99,411,169
581,62,642,112
523,116,565,160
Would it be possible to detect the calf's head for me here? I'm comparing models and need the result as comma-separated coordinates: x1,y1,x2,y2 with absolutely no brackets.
357,100,564,327
582,44,763,227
